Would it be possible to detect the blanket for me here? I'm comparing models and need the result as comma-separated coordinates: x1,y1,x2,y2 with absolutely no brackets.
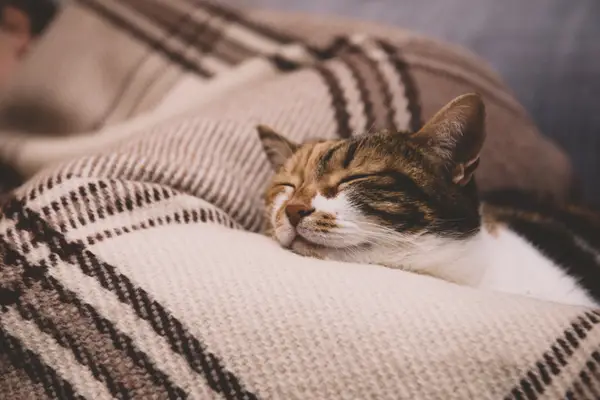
0,1,597,399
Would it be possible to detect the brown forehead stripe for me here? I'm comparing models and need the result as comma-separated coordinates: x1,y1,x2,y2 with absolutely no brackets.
290,135,431,194
289,141,340,176
317,142,346,175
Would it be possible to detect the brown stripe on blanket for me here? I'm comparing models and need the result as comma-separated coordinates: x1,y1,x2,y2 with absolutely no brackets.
192,0,299,45
191,1,330,67
287,36,416,134
267,35,358,72
341,52,391,133
504,311,600,400
151,0,258,65
37,181,178,233
25,173,73,203
312,36,354,60
3,198,258,399
108,2,224,122
76,0,332,94
0,237,188,399
0,352,56,400
339,53,376,134
268,53,307,71
378,40,423,132
125,0,257,65
564,379,599,400
202,28,259,66
75,0,211,76
95,0,217,124
83,205,239,246
0,239,26,290
343,40,398,132
320,61,371,138
313,65,353,139
11,295,134,398
563,353,600,399
167,0,322,64
0,327,84,399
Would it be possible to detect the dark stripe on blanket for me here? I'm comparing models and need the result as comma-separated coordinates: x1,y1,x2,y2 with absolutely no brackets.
3,235,189,397
1,231,189,398
83,206,239,246
378,40,423,132
194,0,298,45
563,348,600,399
75,0,211,76
13,298,132,398
95,0,213,125
504,311,600,400
39,181,178,233
127,0,257,65
314,65,353,139
0,327,85,400
340,54,376,134
3,198,259,400
26,173,73,202
345,40,397,132
116,0,223,121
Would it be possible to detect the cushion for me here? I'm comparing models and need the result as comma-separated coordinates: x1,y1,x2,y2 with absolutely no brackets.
0,1,597,399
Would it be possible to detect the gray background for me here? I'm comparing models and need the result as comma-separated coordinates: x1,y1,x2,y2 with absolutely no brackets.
243,0,600,205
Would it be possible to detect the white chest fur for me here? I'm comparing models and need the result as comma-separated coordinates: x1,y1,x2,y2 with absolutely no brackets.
474,226,597,308
321,225,598,309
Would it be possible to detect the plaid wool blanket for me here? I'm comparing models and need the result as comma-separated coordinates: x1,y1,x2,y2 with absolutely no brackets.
0,1,598,399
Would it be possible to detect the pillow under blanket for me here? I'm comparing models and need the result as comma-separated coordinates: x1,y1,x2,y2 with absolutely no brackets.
0,1,597,399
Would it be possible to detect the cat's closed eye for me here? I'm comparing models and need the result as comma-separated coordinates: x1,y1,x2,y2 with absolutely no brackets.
275,182,295,189
337,173,377,189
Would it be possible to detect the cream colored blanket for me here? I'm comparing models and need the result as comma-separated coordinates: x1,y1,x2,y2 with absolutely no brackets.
0,1,597,399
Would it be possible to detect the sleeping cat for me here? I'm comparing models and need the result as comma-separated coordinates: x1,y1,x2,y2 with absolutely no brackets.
257,93,600,309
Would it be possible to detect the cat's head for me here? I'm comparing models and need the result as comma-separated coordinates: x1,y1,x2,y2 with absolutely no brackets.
257,93,486,266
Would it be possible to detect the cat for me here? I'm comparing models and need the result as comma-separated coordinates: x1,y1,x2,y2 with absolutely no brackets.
256,93,600,309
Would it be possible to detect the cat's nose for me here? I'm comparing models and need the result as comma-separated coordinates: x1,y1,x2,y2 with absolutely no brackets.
285,202,315,227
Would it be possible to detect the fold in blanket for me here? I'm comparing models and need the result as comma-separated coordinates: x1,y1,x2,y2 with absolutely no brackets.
0,1,596,399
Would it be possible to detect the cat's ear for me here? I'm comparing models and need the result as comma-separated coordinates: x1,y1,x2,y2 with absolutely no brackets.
256,125,299,169
411,93,486,186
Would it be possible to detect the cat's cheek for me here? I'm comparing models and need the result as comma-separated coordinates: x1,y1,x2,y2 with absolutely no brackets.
269,189,293,237
270,191,289,219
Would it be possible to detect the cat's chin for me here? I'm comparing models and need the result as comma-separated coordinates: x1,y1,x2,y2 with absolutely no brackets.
295,225,367,249
273,224,370,256
290,236,326,255
288,235,371,259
